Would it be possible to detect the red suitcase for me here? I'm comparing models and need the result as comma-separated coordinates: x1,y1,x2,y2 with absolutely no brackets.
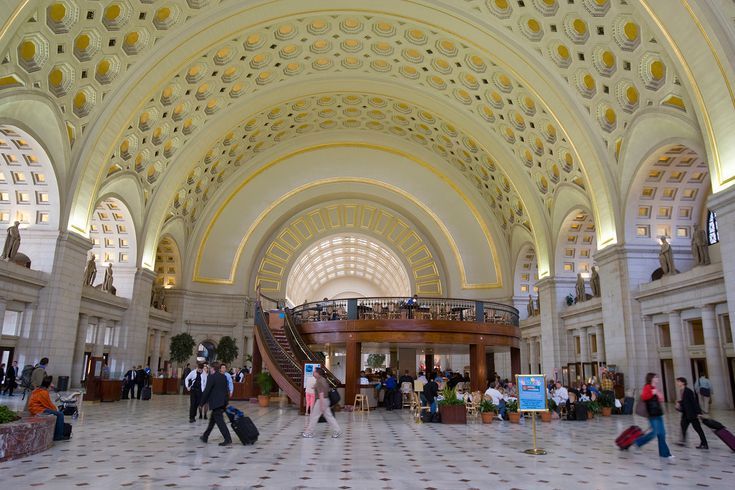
616,425,643,450
715,428,735,452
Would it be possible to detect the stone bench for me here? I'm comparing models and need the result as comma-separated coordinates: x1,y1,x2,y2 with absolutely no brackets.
0,415,55,462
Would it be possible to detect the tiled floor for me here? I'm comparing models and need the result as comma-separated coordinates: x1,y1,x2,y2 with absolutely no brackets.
0,393,733,489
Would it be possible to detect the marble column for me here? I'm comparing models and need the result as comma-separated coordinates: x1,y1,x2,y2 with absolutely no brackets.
708,188,735,345
578,327,590,363
27,232,92,380
94,318,107,357
536,278,569,378
150,329,161,375
117,269,156,374
528,338,537,374
71,314,88,388
701,304,731,409
0,298,7,332
15,303,36,367
594,324,605,361
668,310,688,379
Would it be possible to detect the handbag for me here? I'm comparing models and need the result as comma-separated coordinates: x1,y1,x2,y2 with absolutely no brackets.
635,398,648,417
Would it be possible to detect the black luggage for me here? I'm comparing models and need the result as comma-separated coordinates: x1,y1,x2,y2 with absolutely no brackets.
61,406,76,416
63,422,72,438
622,397,634,415
232,416,259,445
574,404,588,421
420,410,433,423
393,390,403,409
328,388,340,407
701,418,735,451
431,411,442,423
141,386,152,400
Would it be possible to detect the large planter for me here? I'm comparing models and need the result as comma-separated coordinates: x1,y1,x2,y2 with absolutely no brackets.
0,416,55,462
601,406,612,417
257,395,270,407
540,411,552,422
439,404,467,424
508,411,521,424
480,412,494,424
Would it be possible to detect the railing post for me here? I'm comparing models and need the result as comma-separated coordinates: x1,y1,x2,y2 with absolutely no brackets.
475,301,484,323
347,298,358,320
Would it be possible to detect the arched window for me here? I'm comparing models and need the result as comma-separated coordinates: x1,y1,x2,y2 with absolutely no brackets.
707,210,719,245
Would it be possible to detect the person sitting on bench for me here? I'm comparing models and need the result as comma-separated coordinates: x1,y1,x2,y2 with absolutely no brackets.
28,375,69,441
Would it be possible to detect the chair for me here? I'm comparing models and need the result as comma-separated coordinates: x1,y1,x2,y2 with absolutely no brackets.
353,393,369,412
465,391,480,418
413,392,431,421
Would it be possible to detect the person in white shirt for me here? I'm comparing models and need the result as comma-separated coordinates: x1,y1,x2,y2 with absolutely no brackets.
484,384,506,420
184,363,208,423
417,372,428,385
219,363,234,398
552,382,569,412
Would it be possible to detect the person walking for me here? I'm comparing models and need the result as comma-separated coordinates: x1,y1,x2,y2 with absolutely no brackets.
302,367,341,438
634,372,673,460
3,360,18,396
135,365,146,400
199,362,232,446
675,377,708,449
185,363,207,423
694,374,712,414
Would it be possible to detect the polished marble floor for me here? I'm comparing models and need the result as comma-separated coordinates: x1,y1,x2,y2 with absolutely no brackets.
0,393,733,489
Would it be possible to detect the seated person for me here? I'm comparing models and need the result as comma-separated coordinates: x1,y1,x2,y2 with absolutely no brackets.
551,382,569,412
423,375,439,414
484,383,506,420
28,375,68,441
398,370,414,385
359,370,370,385
417,371,428,384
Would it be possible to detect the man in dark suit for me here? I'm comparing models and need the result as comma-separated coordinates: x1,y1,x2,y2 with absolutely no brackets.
675,377,708,449
122,367,136,399
199,362,232,446
3,361,18,396
135,365,146,400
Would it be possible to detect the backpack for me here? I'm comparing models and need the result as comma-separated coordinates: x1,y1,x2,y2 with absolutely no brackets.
19,365,34,388
328,388,340,407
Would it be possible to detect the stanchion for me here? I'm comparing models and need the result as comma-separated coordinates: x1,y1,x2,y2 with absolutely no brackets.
523,412,547,455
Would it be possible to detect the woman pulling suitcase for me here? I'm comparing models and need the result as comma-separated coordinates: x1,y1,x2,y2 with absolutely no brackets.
633,372,674,460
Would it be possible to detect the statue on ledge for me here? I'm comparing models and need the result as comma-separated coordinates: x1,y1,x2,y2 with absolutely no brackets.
658,236,676,275
691,224,710,266
83,254,97,286
590,266,601,297
151,286,166,310
527,295,535,317
1,221,21,261
102,263,114,293
575,272,586,303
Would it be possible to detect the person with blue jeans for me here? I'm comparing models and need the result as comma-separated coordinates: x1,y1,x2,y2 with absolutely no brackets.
28,375,69,441
423,375,439,414
635,372,672,459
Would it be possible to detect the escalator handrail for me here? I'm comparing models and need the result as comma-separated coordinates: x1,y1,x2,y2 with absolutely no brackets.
254,305,302,387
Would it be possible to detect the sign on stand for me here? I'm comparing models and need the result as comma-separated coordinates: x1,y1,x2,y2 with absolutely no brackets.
516,374,548,455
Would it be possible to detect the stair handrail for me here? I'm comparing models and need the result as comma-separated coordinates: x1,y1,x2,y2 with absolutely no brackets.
283,307,340,389
254,304,301,387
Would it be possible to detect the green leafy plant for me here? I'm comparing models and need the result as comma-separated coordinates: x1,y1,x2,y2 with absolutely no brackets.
255,371,275,395
169,333,196,366
437,385,465,406
479,399,498,413
0,405,20,424
505,399,519,413
366,353,386,369
599,391,615,408
215,336,239,365
587,400,601,414
547,398,558,412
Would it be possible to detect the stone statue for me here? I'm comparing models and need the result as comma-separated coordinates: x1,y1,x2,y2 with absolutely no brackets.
590,266,601,297
1,221,21,261
691,224,710,266
575,272,586,302
83,254,97,286
102,263,114,292
658,236,676,275
527,295,535,317
151,287,166,310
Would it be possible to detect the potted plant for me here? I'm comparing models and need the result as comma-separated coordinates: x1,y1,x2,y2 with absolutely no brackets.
587,400,600,419
215,335,239,366
437,386,467,424
599,392,614,416
547,398,558,420
539,399,553,422
255,371,274,407
505,399,520,423
0,405,20,425
479,399,497,424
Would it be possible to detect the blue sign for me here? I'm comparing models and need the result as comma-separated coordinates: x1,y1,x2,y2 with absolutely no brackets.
303,363,321,389
517,375,547,412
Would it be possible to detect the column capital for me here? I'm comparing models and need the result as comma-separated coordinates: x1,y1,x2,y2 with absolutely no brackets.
59,230,94,254
700,303,716,315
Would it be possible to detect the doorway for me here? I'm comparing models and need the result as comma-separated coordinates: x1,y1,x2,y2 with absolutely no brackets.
0,346,14,368
690,358,707,383
660,358,675,402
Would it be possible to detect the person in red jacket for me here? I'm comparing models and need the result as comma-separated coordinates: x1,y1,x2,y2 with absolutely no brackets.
634,372,672,459
28,375,68,441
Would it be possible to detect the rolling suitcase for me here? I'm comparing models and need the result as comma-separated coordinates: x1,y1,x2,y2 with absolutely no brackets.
574,404,588,421
702,418,735,452
141,386,152,400
63,422,72,439
622,397,635,415
232,416,259,445
616,425,643,450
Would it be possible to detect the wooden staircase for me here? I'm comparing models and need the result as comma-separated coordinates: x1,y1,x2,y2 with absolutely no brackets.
253,307,302,405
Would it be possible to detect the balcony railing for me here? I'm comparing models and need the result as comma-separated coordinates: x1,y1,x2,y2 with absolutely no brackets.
290,296,519,327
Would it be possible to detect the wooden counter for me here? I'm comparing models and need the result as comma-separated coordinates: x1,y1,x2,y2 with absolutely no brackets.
230,375,254,400
152,377,180,395
100,380,122,402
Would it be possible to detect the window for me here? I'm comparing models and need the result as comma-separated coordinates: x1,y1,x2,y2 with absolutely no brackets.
707,210,719,245
690,319,704,345
658,324,671,348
